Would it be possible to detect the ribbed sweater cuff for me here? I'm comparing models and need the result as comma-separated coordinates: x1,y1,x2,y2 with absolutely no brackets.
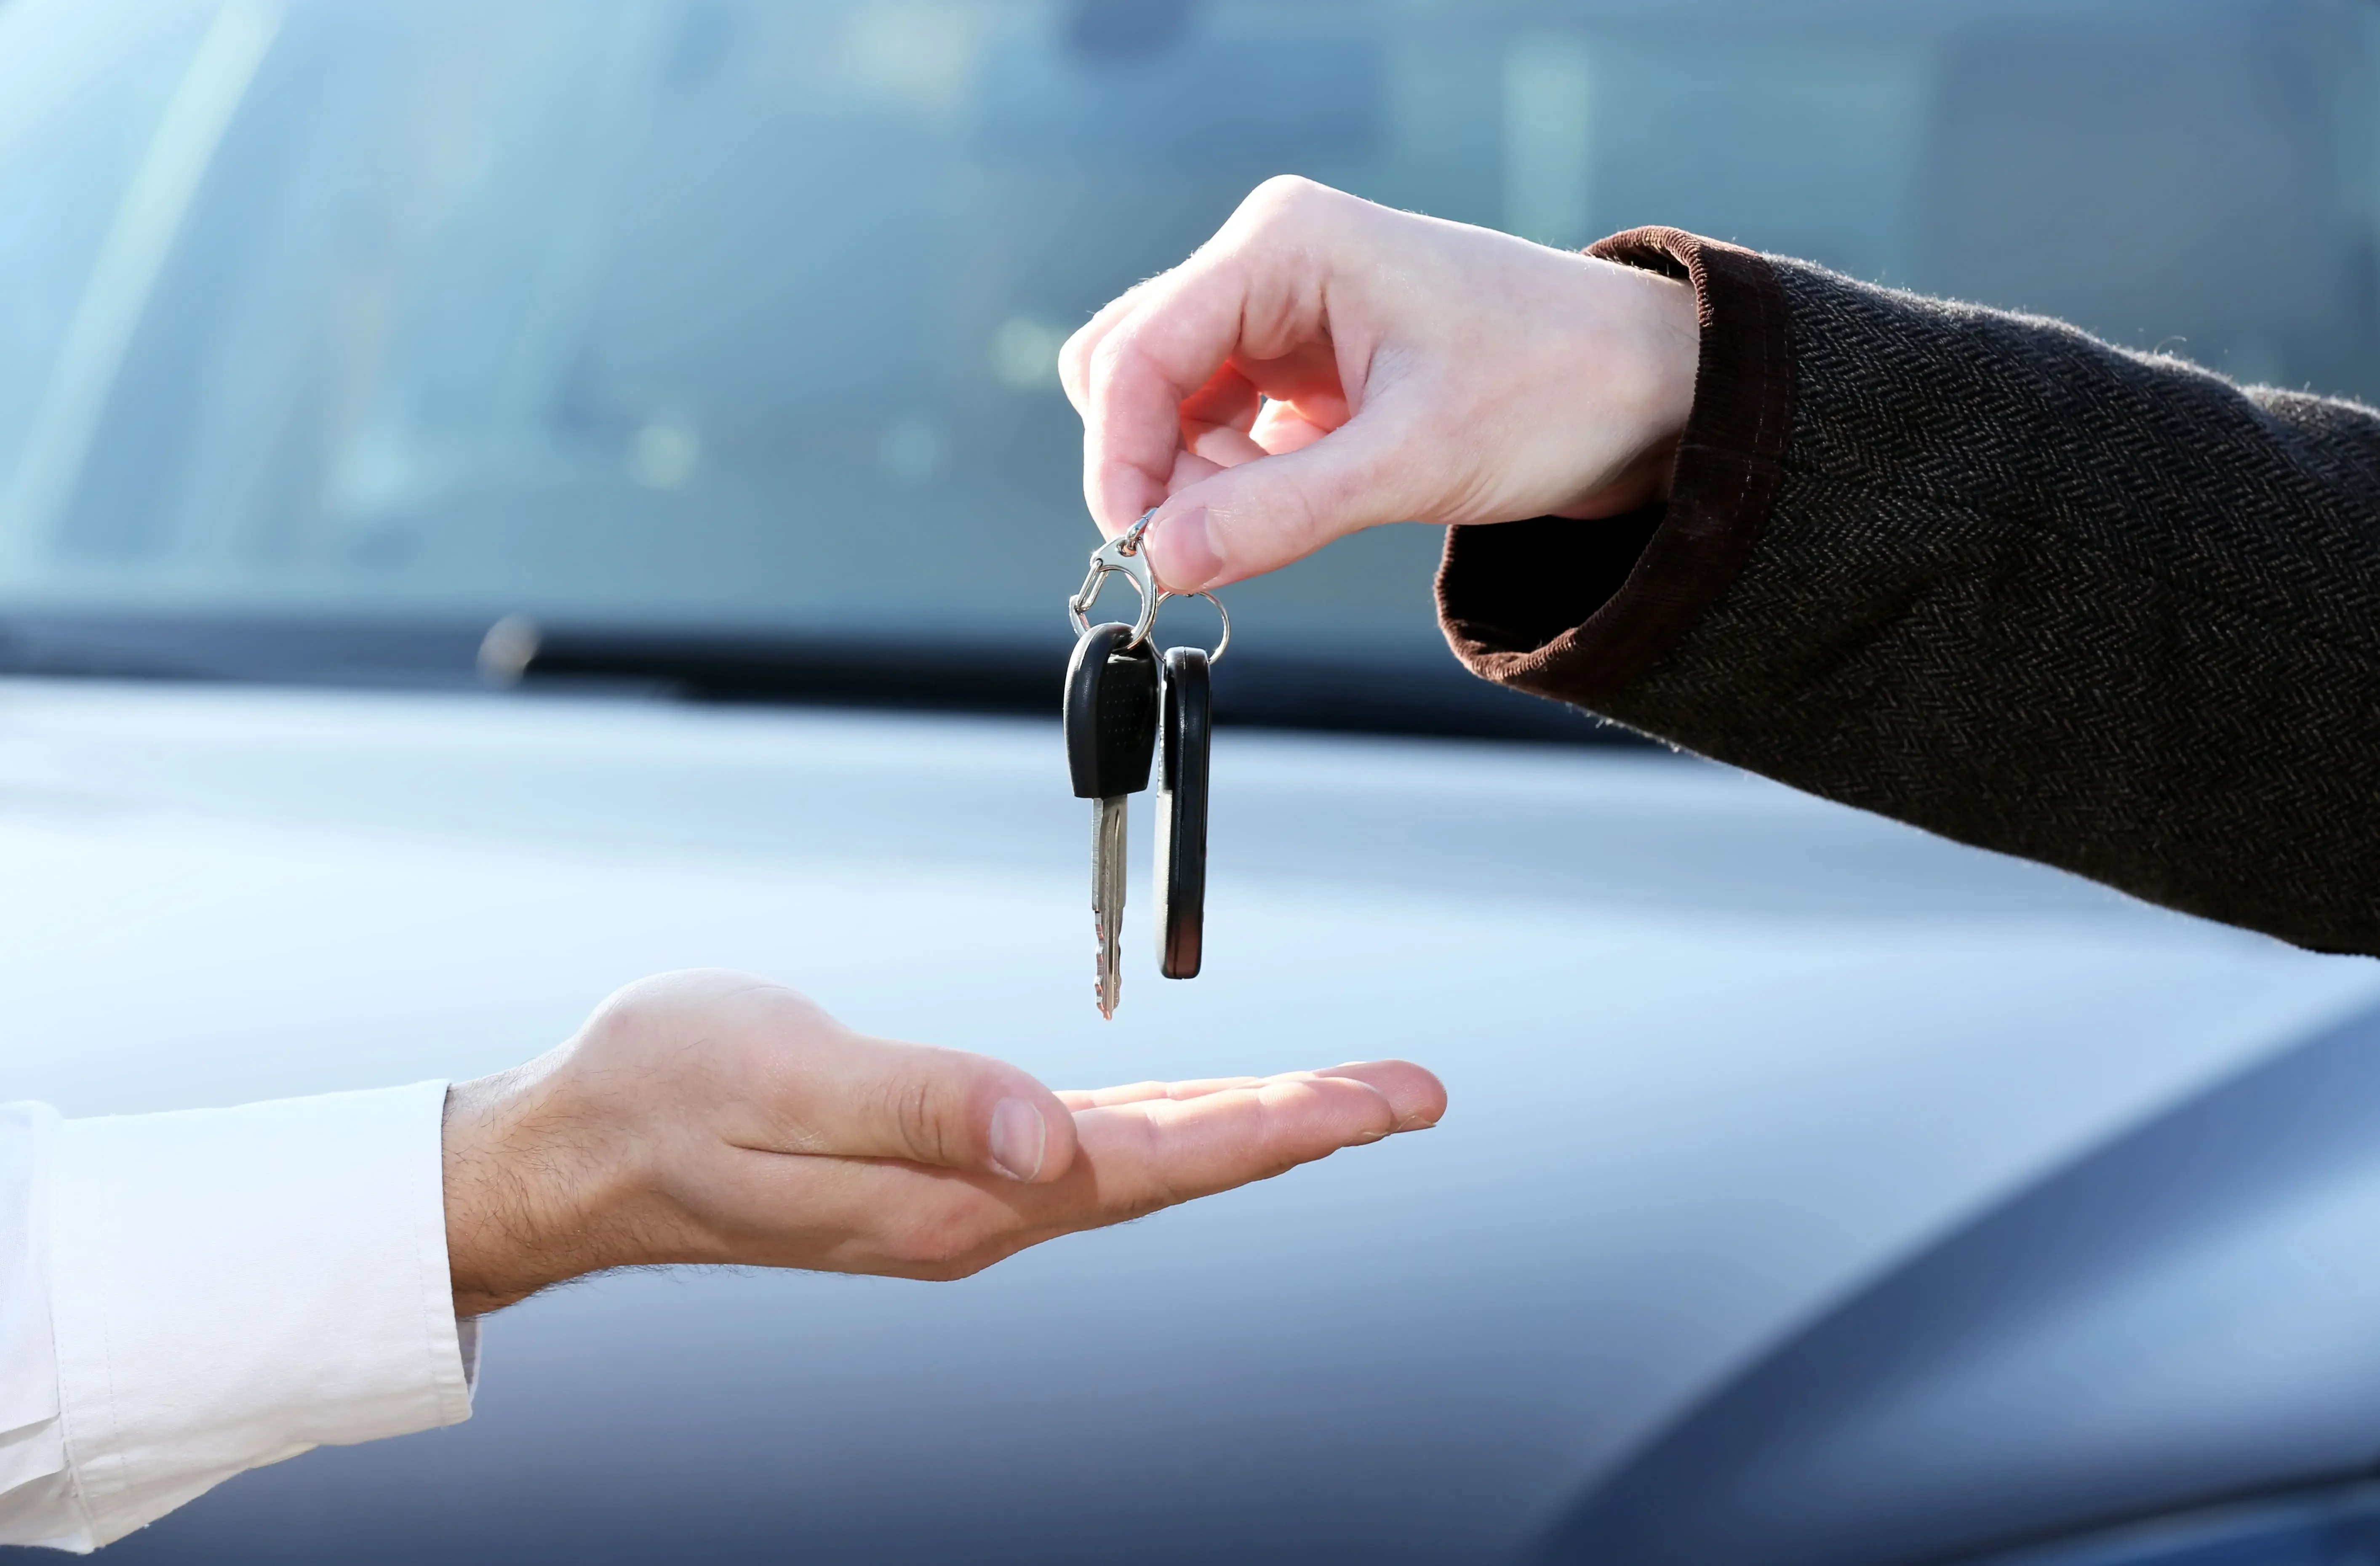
1435,228,1795,707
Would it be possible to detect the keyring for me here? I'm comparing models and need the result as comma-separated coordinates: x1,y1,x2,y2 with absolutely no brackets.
1068,509,1161,646
1152,589,1230,666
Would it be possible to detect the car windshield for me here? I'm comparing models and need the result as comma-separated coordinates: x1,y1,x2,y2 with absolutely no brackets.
2,0,2376,720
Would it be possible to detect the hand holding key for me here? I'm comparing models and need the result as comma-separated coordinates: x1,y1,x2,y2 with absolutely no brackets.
1059,175,1702,594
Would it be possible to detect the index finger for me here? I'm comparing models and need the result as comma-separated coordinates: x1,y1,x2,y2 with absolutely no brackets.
1073,256,1271,534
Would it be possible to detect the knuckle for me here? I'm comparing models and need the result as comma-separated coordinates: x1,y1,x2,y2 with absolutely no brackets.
888,1073,955,1165
1242,173,1326,228
588,969,811,1039
576,978,672,1058
1087,322,1142,390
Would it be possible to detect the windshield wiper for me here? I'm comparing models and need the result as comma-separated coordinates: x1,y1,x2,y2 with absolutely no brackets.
0,611,488,688
0,606,1639,744
480,617,1063,715
483,617,1639,744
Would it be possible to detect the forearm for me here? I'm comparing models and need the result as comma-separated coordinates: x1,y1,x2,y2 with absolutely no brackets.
1442,231,2380,955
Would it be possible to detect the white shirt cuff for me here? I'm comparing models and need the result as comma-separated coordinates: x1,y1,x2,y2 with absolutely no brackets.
45,1080,473,1549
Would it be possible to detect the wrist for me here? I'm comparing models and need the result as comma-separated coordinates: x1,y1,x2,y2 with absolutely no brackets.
442,1062,632,1317
1552,264,1701,519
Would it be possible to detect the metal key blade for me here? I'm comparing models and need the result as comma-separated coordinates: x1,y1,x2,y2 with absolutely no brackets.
1065,620,1156,1019
1092,793,1128,1017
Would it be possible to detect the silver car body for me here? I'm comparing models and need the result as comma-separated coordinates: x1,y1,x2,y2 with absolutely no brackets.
5,677,2372,1563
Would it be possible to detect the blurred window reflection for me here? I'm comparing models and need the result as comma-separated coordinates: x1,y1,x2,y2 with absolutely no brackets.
0,0,2373,662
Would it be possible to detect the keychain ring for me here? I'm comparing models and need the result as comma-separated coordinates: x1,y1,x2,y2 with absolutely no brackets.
1154,589,1231,666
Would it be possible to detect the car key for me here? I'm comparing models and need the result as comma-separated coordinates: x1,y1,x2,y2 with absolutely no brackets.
1063,621,1158,1018
1153,645,1211,980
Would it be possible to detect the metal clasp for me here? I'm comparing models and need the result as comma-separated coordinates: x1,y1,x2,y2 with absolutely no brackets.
1069,509,1161,645
1067,509,1231,664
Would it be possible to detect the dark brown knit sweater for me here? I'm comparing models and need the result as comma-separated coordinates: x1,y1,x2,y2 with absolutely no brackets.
1435,228,2380,957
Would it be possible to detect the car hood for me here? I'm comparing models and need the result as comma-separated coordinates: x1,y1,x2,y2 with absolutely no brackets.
5,679,2372,1565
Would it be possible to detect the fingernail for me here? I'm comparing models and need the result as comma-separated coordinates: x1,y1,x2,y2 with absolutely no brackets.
1147,506,1221,591
989,1097,1047,1181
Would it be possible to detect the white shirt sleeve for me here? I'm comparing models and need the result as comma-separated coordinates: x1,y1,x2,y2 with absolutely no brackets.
0,1083,477,1552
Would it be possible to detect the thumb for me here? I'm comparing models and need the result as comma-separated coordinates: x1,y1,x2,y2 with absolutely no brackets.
768,1031,1080,1185
1143,416,1419,593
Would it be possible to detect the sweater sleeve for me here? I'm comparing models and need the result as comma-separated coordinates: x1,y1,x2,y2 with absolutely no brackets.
1437,227,2380,957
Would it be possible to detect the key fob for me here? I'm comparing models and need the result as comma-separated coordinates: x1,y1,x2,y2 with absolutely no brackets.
1064,622,1158,799
1154,645,1211,979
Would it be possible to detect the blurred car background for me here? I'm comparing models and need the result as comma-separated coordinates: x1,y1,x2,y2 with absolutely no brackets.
5,1,2380,1562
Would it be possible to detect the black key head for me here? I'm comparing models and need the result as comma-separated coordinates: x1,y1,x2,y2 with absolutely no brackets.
1064,622,1158,800
1155,644,1211,980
